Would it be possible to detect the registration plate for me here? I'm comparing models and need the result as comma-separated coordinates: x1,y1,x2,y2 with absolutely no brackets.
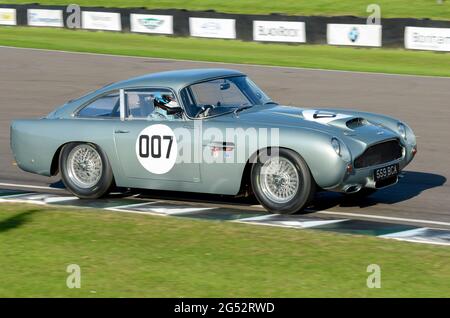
374,163,399,182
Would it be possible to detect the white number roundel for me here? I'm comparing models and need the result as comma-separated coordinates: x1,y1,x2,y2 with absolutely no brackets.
135,124,178,174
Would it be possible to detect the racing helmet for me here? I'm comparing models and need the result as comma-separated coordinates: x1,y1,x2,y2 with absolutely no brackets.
154,94,179,111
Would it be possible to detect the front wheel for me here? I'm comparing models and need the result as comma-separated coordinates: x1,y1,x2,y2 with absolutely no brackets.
251,149,315,214
60,142,114,199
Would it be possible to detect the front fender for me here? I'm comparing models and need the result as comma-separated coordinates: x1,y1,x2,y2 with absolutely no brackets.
276,127,348,189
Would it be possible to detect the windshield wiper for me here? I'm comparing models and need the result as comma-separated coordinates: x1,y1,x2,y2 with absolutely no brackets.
233,105,254,115
264,101,278,105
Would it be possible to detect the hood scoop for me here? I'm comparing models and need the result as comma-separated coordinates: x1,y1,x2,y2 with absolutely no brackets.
301,110,370,131
345,117,368,129
326,116,370,130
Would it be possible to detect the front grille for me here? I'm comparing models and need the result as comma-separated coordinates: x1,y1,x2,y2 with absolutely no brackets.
354,139,403,169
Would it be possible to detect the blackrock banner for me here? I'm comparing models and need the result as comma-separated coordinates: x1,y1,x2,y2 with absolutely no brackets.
327,24,382,47
0,8,16,26
253,20,306,43
405,27,450,52
130,14,173,35
82,11,122,31
189,17,236,39
27,9,63,27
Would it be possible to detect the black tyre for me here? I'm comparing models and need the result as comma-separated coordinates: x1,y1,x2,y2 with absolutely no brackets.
251,148,315,214
59,142,114,199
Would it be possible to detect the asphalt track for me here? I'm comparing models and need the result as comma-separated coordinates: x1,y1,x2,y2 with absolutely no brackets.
1,189,449,245
1,46,450,229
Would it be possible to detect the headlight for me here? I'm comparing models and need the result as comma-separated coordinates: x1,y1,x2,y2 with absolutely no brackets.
331,137,341,156
398,122,407,140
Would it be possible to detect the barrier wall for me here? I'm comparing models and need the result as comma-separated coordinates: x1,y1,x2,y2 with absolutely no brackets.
0,4,449,51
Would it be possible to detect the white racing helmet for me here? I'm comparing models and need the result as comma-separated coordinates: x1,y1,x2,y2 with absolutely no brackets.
154,94,179,111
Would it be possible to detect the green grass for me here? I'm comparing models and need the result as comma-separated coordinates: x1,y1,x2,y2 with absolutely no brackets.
1,0,449,20
0,27,449,77
0,203,449,297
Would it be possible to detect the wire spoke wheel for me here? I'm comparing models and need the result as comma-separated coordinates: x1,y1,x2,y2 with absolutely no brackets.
259,156,300,204
66,144,103,189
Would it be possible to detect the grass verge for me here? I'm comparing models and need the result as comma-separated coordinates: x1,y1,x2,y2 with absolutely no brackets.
1,0,449,20
0,27,449,77
0,203,449,297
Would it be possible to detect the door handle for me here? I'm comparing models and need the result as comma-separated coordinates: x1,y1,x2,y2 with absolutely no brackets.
182,125,194,130
206,142,235,150
114,129,130,134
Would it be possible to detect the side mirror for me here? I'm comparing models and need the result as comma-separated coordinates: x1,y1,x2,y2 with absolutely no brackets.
166,107,183,115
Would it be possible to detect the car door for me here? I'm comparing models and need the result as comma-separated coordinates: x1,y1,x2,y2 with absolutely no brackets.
113,88,201,184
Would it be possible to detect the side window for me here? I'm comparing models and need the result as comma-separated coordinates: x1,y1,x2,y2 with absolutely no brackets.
77,91,120,118
126,90,155,118
125,88,180,120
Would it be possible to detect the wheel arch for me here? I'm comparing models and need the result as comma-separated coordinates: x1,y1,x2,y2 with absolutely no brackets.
50,141,105,176
238,146,318,195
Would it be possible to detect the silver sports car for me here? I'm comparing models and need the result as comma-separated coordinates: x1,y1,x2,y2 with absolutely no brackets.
10,69,417,214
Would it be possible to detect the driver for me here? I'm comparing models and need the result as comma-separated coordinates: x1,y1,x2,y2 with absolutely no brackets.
149,94,182,120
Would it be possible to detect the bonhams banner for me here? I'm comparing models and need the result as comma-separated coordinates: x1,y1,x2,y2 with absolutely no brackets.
253,20,306,43
405,27,450,52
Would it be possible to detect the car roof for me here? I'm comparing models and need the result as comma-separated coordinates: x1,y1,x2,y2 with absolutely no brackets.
102,68,245,92
52,68,246,118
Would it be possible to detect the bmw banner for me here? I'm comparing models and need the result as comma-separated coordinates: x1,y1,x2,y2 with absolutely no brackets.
130,14,173,35
327,24,382,47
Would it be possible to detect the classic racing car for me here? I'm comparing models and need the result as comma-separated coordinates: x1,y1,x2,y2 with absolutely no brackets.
10,69,417,214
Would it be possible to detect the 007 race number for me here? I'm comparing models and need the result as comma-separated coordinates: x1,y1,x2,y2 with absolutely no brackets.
135,124,178,174
138,135,173,159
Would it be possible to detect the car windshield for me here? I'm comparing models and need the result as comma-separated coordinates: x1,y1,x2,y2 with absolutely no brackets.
180,76,275,118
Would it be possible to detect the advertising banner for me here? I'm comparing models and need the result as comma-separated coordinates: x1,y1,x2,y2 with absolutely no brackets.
327,24,382,47
82,11,122,31
130,14,173,34
27,9,63,27
189,17,236,39
405,26,450,52
253,20,306,43
0,8,16,26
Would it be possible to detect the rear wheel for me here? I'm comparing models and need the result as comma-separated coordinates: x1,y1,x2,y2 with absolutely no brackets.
251,149,315,214
60,143,114,199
